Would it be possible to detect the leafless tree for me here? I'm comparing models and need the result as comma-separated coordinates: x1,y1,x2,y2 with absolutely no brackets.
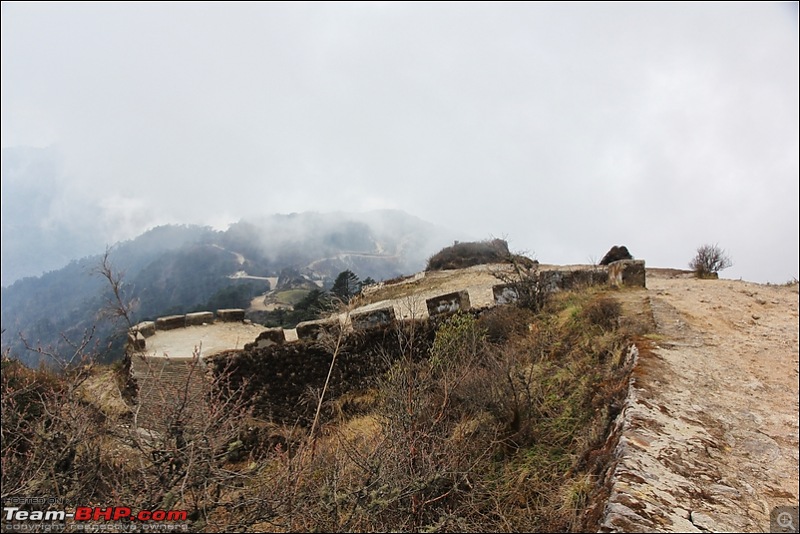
689,243,733,278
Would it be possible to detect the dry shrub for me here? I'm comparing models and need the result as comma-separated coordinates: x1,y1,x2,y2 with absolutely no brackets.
426,239,512,271
581,296,622,331
235,298,639,532
689,243,732,278
478,305,535,343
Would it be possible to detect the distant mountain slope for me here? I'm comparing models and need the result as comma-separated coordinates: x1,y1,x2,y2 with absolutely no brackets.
223,210,446,279
1,211,454,367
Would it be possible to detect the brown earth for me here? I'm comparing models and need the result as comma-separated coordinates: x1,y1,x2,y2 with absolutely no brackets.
601,270,799,532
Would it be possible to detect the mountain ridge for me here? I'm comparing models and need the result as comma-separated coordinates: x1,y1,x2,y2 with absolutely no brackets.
1,210,456,367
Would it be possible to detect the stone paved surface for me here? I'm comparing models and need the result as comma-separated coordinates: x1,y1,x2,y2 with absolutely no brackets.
601,274,799,532
142,321,268,359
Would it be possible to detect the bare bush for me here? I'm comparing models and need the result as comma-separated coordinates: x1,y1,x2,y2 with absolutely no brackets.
491,255,549,313
477,306,535,343
689,243,732,278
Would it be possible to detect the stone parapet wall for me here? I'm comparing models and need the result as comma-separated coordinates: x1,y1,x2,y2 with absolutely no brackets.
538,268,609,292
129,263,648,430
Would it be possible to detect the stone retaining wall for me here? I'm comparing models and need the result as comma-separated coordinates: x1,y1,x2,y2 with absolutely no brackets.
129,353,211,432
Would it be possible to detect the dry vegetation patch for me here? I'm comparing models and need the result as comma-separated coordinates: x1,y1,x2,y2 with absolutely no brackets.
2,283,650,532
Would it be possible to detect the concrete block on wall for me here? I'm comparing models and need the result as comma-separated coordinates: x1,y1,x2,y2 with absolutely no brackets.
608,260,646,288
186,311,215,326
132,321,156,337
127,331,146,350
156,315,186,330
216,309,246,322
492,284,519,305
351,306,396,330
296,319,339,341
426,290,471,316
252,328,286,348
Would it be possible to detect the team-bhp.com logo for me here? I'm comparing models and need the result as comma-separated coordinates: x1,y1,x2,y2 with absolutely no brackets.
4,505,188,522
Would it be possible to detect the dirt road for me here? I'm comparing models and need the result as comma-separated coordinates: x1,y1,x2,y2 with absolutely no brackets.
602,271,799,532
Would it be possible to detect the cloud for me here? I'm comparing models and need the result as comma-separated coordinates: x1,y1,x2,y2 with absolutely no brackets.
2,2,797,282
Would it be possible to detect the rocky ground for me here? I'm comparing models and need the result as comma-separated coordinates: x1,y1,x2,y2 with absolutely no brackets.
602,271,799,532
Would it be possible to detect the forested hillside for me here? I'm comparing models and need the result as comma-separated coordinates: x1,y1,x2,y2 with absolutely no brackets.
1,211,452,367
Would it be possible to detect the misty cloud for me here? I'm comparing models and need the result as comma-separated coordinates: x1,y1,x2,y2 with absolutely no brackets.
1,2,797,283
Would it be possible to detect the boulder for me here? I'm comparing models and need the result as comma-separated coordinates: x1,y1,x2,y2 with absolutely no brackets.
600,245,633,266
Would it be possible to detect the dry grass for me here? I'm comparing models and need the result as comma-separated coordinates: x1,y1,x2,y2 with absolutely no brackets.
222,287,646,532
77,367,131,419
2,284,649,532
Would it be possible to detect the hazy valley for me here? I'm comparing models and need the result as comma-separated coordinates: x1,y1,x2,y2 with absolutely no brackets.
1,210,454,368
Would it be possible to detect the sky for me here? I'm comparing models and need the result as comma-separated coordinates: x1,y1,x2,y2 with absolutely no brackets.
2,2,798,284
